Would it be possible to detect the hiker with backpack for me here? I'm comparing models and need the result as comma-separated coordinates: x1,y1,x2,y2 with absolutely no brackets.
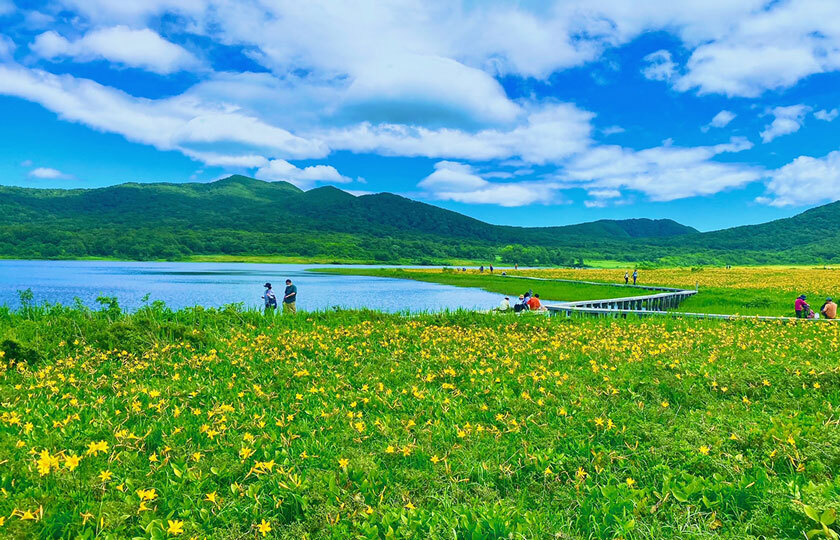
263,282,277,313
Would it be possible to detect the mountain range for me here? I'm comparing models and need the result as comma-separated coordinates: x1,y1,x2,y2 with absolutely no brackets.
1,174,837,265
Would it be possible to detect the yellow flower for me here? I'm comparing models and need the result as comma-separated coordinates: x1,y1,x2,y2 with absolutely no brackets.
430,455,441,464
98,470,113,483
204,491,217,504
257,519,272,536
64,454,81,471
167,519,184,535
661,401,669,408
86,440,109,456
404,502,415,510
385,445,395,454
699,445,710,455
338,458,349,469
149,453,158,463
625,477,636,488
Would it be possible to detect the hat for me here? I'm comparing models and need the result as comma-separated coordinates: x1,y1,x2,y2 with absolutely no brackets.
264,282,271,288
799,294,806,299
827,297,833,301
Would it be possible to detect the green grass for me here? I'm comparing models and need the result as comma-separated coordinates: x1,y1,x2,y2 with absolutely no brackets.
675,287,828,317
1,303,839,538
311,267,658,302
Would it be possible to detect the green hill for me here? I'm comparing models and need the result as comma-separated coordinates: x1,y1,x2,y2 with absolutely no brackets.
0,174,837,265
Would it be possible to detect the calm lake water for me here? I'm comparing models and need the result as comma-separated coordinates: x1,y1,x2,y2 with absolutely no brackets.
0,260,510,313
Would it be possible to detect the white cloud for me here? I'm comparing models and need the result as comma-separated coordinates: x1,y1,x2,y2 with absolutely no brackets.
255,159,350,189
0,0,13,16
760,104,810,143
602,126,625,136
0,34,14,59
641,50,676,81
0,63,326,164
419,161,557,207
707,110,736,129
762,150,840,206
561,137,760,201
320,103,593,164
31,26,200,74
815,109,839,122
28,167,71,179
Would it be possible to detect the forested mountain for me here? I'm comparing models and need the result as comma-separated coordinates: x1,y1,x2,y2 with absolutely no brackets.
1,175,837,265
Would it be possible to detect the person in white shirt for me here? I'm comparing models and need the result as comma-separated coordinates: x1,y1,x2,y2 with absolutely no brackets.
498,297,511,311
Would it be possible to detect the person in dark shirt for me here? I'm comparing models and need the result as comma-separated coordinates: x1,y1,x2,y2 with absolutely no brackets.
283,279,297,314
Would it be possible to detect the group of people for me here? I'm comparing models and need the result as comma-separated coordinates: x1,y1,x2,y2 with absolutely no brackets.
497,289,546,313
795,294,836,319
624,269,638,285
262,280,297,314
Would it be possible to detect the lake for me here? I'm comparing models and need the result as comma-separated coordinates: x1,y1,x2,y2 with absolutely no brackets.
0,260,509,313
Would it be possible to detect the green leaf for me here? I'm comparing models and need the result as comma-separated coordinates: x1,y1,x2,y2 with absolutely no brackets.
805,505,821,523
822,508,837,526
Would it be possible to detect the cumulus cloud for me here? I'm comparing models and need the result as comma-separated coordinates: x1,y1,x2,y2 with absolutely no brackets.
419,161,558,207
561,138,760,202
0,34,14,58
320,103,593,164
0,63,327,164
28,167,71,179
760,105,810,143
31,26,200,74
761,151,840,207
704,110,736,131
641,50,677,81
815,109,839,122
255,159,350,189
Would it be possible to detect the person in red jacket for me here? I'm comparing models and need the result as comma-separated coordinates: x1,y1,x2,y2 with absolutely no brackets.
527,294,543,311
794,294,810,318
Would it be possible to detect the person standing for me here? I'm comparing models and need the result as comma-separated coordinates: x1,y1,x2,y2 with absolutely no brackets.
624,272,629,285
283,279,297,314
262,283,277,314
489,264,494,273
632,269,638,285
820,297,837,319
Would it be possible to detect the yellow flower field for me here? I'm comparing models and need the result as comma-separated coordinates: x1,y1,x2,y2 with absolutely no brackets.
1,308,839,538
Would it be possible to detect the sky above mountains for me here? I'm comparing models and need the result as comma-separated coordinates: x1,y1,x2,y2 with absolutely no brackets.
1,0,839,231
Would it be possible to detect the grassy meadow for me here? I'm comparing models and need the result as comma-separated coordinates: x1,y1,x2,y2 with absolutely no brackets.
1,300,840,539
311,268,657,304
334,266,840,317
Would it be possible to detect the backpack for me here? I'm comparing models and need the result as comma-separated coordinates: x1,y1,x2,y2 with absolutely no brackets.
266,291,277,307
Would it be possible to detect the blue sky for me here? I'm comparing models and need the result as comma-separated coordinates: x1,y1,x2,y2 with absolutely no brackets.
1,1,839,231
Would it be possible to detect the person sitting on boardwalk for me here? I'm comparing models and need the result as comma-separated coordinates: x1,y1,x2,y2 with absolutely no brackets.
497,297,511,311
514,295,528,313
795,294,810,318
527,293,544,311
820,297,837,319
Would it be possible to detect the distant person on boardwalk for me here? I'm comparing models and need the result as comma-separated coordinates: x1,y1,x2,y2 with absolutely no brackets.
820,297,837,319
479,265,484,273
632,269,638,285
497,297,510,311
795,295,810,318
283,279,297,314
514,264,518,270
262,283,277,313
624,272,629,285
514,294,528,313
527,293,544,311
489,264,494,273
